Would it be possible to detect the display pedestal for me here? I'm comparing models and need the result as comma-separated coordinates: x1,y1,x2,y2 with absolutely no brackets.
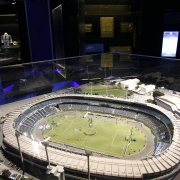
0,45,20,65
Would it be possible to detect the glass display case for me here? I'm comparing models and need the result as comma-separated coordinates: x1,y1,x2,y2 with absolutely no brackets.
0,14,21,66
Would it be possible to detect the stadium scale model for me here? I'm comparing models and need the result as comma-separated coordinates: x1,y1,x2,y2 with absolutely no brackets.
2,94,180,180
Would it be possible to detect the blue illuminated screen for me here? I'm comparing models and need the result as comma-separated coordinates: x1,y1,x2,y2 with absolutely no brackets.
161,31,179,57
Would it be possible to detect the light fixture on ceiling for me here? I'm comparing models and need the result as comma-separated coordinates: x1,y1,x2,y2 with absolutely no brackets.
12,0,16,4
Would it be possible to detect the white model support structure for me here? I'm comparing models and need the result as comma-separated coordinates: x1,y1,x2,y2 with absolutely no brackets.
1,32,12,47
47,165,65,180
120,78,140,90
140,84,155,94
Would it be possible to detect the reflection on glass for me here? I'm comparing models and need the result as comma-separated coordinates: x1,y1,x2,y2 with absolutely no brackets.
0,53,179,105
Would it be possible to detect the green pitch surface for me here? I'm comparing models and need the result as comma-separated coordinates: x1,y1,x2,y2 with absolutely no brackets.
42,112,147,156
83,84,126,97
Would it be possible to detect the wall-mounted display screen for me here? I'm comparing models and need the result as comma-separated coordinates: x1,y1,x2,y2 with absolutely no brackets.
161,31,179,57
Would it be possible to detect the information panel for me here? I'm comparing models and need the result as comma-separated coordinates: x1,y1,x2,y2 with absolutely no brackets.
85,5,131,15
85,24,93,32
161,31,179,57
86,44,104,54
120,22,133,32
100,17,114,38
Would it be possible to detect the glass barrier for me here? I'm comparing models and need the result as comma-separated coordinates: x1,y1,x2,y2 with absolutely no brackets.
1,52,180,180
0,52,179,105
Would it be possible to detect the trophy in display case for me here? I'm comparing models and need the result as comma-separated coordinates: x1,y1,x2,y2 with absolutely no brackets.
1,32,12,47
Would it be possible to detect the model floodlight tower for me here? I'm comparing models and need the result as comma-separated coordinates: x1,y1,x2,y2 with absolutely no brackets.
85,150,92,180
105,82,108,96
42,138,65,180
90,82,93,95
41,139,51,170
125,85,129,99
15,130,25,174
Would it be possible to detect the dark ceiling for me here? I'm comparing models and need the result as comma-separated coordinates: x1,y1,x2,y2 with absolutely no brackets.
0,0,12,5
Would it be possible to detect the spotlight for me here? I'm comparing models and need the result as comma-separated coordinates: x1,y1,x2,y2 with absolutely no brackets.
12,0,16,4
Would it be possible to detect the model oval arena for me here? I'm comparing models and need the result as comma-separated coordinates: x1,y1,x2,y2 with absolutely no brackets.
3,94,180,179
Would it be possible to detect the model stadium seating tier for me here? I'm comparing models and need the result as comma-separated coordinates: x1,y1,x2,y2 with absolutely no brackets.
3,94,180,179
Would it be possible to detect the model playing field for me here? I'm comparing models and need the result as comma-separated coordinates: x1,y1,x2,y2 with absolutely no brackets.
41,111,152,157
82,84,127,97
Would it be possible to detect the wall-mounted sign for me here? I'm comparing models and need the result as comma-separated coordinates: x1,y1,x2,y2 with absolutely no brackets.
85,5,131,15
85,24,93,32
86,44,104,54
120,22,133,32
100,17,114,38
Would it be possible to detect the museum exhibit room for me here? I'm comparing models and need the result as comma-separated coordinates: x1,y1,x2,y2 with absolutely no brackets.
0,0,180,180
